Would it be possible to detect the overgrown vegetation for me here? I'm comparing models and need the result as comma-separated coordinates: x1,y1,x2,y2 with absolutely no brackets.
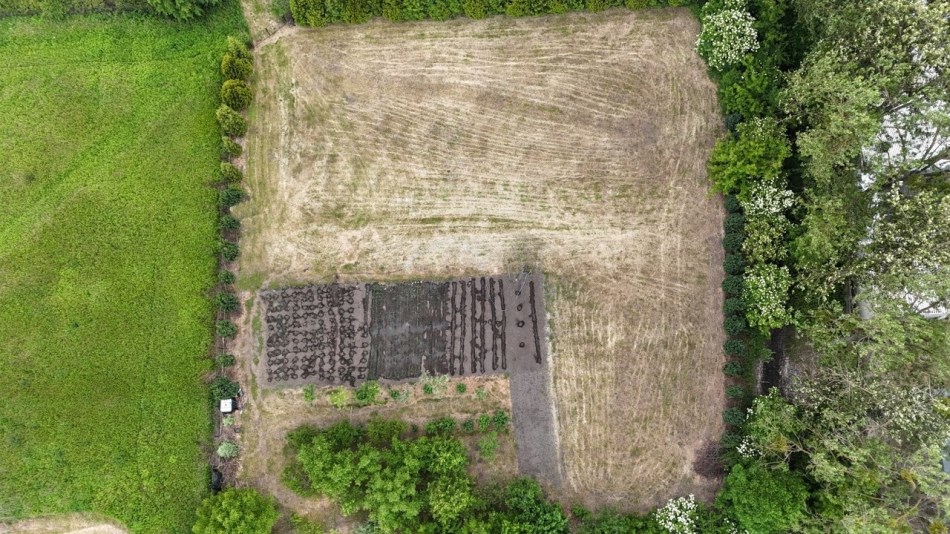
289,0,691,27
0,5,248,531
283,418,568,533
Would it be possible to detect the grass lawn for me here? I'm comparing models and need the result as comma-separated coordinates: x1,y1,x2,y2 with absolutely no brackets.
0,5,247,532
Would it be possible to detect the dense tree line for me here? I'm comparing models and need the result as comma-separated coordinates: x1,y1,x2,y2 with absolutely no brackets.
698,0,950,532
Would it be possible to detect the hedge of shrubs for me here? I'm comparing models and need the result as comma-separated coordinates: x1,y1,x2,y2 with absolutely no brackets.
209,36,254,465
290,0,693,27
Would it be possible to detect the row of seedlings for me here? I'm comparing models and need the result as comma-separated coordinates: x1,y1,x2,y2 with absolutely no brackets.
211,36,254,472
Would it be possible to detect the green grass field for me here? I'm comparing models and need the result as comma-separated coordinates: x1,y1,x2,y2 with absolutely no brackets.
0,6,247,532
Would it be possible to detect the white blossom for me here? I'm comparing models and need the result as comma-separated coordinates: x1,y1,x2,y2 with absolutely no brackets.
697,0,760,71
655,495,698,534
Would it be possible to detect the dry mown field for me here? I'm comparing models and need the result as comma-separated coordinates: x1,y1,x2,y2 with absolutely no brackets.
237,8,725,511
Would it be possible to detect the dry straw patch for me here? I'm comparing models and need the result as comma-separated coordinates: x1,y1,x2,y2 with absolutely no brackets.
238,8,725,510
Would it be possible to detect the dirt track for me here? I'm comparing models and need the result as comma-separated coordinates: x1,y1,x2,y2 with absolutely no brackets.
237,8,726,511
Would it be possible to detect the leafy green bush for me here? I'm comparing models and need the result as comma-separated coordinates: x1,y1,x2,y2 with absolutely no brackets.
354,380,381,406
210,376,240,400
220,240,240,262
724,361,744,377
725,315,747,335
216,292,239,313
221,136,243,158
500,478,569,532
216,319,238,337
220,161,243,183
478,413,492,433
422,383,434,395
461,419,475,433
219,186,245,208
708,117,790,197
425,416,456,436
455,382,467,394
217,353,236,367
475,387,487,400
726,385,746,400
219,213,240,232
491,410,510,432
477,432,499,460
216,104,248,137
289,513,325,534
221,54,253,81
723,407,747,426
193,487,277,534
365,417,407,447
724,253,745,275
725,213,746,233
724,297,745,315
221,79,253,111
722,275,744,296
724,338,746,357
226,36,252,60
724,194,742,213
328,387,351,409
717,462,809,533
219,270,236,285
723,231,744,253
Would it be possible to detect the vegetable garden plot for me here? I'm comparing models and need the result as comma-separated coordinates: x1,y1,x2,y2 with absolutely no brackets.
258,273,548,387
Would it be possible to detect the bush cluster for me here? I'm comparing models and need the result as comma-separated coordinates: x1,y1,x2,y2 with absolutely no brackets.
290,0,692,26
285,419,568,531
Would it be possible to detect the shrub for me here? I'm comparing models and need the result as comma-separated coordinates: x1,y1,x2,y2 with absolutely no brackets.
216,320,238,337
221,79,253,111
216,104,248,137
725,213,746,233
696,2,759,70
220,240,240,262
216,292,239,313
724,361,744,376
477,432,499,461
722,275,744,296
221,136,243,158
388,388,410,403
219,186,245,208
708,117,790,196
303,384,315,404
455,382,467,394
193,487,277,534
717,462,809,533
726,385,746,399
491,410,510,432
724,338,746,357
328,387,350,409
724,194,742,213
226,36,252,61
724,297,745,315
724,253,745,275
210,376,240,401
220,161,243,183
219,270,236,285
222,414,235,426
425,416,456,436
723,407,747,426
365,418,407,447
461,419,475,433
217,353,236,367
423,383,434,395
725,315,747,335
723,231,744,253
475,387,487,400
354,380,380,406
221,54,253,81
501,479,568,532
219,213,240,232
478,413,492,433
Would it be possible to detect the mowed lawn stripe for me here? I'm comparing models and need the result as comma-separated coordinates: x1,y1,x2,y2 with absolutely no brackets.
0,6,247,532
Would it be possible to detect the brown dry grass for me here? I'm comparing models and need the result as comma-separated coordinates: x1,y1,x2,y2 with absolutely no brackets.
236,8,725,512
1,514,127,534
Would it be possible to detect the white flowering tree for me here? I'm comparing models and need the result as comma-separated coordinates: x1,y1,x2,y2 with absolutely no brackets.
696,0,760,72
743,263,792,332
654,495,698,534
740,178,795,264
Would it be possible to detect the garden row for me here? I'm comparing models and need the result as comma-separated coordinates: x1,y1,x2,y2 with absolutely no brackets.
289,0,693,27
208,36,254,463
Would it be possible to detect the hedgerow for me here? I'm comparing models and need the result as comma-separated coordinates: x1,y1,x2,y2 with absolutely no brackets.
216,104,248,136
221,79,253,110
290,0,694,27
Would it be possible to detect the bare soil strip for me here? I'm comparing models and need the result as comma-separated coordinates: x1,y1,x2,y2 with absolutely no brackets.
238,9,725,510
